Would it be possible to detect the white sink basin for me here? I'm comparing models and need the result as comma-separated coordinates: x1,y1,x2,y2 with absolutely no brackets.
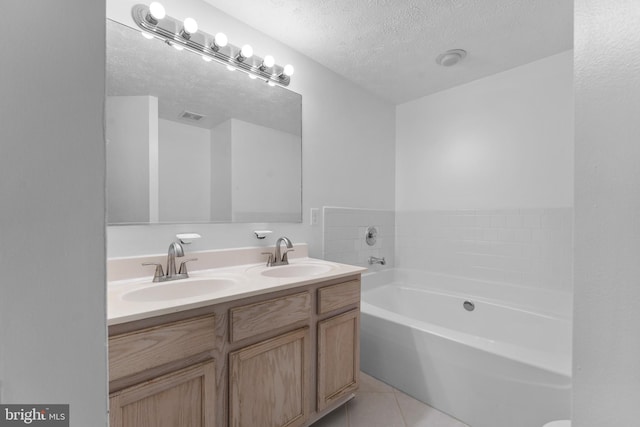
260,263,333,278
122,277,238,302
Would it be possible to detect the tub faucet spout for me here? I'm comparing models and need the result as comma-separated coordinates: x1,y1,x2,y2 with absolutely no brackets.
368,256,386,265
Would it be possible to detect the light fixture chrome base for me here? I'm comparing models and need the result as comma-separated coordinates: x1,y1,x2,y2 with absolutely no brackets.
436,49,467,67
131,4,291,86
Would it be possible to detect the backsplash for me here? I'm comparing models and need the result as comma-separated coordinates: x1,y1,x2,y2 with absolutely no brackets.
323,207,395,268
396,208,573,292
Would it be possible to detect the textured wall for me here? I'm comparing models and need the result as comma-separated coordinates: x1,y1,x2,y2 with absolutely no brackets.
202,0,573,104
573,0,640,424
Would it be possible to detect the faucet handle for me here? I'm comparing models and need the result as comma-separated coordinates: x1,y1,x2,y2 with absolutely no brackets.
282,248,295,263
178,258,198,275
142,262,164,282
261,252,274,267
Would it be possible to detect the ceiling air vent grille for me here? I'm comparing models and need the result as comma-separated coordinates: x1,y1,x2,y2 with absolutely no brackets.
179,110,205,121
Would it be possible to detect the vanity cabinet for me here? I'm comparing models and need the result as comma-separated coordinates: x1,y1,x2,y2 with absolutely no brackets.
229,291,311,343
108,315,217,427
317,309,360,411
316,280,361,411
108,274,361,427
109,360,216,427
229,328,310,427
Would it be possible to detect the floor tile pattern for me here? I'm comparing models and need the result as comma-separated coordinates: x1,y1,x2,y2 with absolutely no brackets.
311,373,469,427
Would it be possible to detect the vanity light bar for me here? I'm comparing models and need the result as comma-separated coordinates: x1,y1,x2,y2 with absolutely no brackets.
131,3,294,86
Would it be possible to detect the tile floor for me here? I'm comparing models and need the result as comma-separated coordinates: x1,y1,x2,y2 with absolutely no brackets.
311,372,468,427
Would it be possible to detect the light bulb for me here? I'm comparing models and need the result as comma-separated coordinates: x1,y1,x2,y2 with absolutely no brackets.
262,55,275,68
240,44,253,59
249,74,257,80
141,31,154,40
268,81,276,87
202,55,212,62
149,2,166,20
183,17,198,34
226,65,236,71
214,33,228,48
283,64,294,77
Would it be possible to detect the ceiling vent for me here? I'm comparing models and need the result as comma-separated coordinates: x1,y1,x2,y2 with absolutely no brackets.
179,110,205,121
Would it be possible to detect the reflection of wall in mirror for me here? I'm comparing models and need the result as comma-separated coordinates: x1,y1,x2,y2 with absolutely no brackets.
106,95,158,223
159,119,211,222
106,96,300,223
227,119,301,222
211,120,232,222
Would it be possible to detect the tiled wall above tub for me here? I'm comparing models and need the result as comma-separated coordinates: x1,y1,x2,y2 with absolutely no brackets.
323,207,395,268
396,208,573,292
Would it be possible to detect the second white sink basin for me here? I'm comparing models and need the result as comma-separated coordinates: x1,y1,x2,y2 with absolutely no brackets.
260,263,333,278
122,277,238,302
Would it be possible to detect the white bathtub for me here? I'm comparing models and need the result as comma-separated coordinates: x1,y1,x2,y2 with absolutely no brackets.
360,269,572,427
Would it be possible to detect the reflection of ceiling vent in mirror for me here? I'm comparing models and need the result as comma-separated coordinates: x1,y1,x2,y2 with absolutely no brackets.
179,110,205,121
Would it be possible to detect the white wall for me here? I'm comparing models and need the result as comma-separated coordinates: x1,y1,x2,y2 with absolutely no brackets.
394,52,574,291
396,208,573,291
106,96,158,223
0,1,107,425
106,0,395,258
396,51,574,211
158,119,211,222
573,0,640,424
323,207,395,269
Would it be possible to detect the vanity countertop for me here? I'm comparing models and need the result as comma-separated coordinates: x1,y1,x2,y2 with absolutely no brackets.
107,256,366,326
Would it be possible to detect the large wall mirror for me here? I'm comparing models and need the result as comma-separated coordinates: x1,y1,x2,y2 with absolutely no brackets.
106,19,302,224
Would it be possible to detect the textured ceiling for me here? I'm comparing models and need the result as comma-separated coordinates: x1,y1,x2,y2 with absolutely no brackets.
202,0,573,104
106,20,301,135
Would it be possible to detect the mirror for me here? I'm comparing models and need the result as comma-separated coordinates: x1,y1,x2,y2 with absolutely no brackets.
106,19,302,224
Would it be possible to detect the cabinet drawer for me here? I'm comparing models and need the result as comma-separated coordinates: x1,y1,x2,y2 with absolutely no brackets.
109,315,216,382
317,280,360,315
230,291,311,342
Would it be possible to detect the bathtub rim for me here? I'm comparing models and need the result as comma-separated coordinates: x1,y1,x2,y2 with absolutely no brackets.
361,268,573,320
360,269,572,378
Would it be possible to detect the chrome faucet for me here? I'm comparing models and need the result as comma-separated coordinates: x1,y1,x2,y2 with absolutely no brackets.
368,256,386,265
166,241,184,277
268,236,294,266
142,241,197,282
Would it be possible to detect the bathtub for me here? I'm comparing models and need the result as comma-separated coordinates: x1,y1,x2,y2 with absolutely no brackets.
360,269,572,427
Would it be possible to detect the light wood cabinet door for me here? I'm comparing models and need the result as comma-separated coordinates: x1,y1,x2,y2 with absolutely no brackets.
229,328,310,427
317,309,360,411
109,360,215,427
